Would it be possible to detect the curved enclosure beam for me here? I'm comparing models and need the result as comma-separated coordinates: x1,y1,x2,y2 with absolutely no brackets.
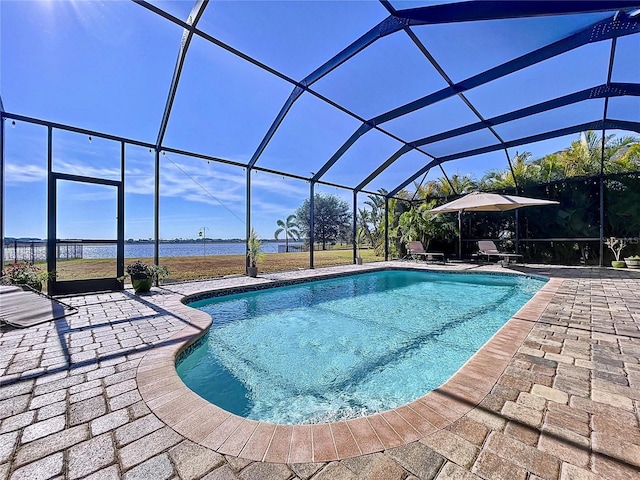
315,12,640,191
354,82,640,192
374,12,640,125
397,1,640,25
354,144,415,192
389,119,640,197
311,123,374,183
413,83,640,149
155,0,208,148
247,14,409,170
247,85,305,169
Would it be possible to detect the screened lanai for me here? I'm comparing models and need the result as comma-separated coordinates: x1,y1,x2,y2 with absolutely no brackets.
1,0,640,294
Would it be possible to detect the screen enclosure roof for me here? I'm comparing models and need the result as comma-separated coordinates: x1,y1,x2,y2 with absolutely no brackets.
2,0,639,197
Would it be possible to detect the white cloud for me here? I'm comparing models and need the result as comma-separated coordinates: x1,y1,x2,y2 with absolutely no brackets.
4,163,47,183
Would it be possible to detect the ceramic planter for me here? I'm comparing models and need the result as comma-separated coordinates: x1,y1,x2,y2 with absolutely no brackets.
132,277,153,293
624,258,640,269
611,260,627,268
247,266,258,277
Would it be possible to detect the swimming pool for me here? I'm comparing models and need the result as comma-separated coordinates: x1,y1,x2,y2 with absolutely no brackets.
178,269,546,425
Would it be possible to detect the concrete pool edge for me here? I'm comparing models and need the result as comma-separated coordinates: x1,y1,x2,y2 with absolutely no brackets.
136,268,562,464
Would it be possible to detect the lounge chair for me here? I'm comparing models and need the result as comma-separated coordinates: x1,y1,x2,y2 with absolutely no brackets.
476,240,523,265
406,241,445,263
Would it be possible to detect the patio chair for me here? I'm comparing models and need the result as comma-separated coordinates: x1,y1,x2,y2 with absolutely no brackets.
476,240,523,265
405,241,445,263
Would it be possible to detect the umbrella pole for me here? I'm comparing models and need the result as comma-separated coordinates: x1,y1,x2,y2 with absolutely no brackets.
458,210,462,260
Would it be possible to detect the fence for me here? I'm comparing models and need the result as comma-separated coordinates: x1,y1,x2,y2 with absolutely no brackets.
3,241,84,264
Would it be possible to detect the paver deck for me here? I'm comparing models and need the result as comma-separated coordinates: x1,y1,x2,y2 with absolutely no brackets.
1,261,639,479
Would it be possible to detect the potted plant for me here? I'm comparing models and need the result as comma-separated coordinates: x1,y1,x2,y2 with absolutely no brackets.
604,237,628,268
624,255,640,269
122,260,169,293
247,228,263,278
1,261,53,292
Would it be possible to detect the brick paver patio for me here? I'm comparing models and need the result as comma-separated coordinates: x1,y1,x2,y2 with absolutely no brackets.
1,262,639,479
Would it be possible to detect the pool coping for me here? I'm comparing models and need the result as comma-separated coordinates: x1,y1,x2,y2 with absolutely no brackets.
136,268,562,463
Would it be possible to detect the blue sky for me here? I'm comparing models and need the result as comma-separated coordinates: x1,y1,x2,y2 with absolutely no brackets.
1,1,638,240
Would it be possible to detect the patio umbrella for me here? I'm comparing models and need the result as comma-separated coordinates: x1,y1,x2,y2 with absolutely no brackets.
429,192,559,258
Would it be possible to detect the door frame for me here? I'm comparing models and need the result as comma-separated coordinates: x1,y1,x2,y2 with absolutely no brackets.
47,172,124,295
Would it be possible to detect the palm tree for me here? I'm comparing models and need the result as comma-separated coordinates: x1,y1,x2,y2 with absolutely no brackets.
446,173,477,196
481,151,539,189
533,152,565,183
606,137,640,173
274,214,300,252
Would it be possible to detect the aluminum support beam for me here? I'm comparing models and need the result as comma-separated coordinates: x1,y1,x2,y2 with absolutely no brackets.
46,127,55,295
375,13,640,125
320,14,640,190
389,119,640,197
384,196,389,260
503,149,520,254
397,1,640,25
312,123,375,183
156,0,208,148
599,38,619,267
118,143,125,282
247,86,304,169
357,83,640,192
309,182,315,269
354,144,414,192
2,112,156,150
403,26,509,170
0,114,4,271
154,149,160,269
352,190,358,264
411,83,640,149
247,14,408,171
246,169,251,272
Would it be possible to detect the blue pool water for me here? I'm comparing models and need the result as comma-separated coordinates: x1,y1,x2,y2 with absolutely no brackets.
178,270,546,424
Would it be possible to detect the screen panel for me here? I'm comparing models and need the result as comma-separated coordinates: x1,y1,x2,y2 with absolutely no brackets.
322,129,404,188
611,34,640,83
383,95,480,143
1,0,182,142
312,31,449,119
198,0,389,80
2,122,48,264
494,100,605,142
52,130,121,181
463,42,611,119
412,12,612,82
258,92,362,177
163,35,292,163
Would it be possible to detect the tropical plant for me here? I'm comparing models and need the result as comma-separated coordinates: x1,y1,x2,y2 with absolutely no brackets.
442,173,477,197
247,228,263,268
607,141,640,173
1,261,53,291
397,201,456,252
414,177,451,199
357,189,388,251
274,214,300,252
